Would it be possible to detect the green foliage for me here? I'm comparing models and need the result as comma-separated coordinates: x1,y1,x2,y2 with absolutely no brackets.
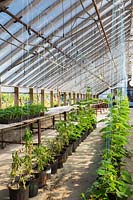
55,120,69,146
9,103,97,190
10,129,34,189
0,104,47,121
9,128,54,189
54,106,97,145
10,150,32,189
81,97,132,200
33,145,54,172
47,137,63,155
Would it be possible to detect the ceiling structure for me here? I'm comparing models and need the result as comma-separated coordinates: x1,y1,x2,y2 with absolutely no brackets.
0,0,132,95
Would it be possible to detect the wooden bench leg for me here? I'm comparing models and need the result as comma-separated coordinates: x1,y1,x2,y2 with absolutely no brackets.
37,119,41,145
64,112,67,121
1,130,5,149
52,116,55,129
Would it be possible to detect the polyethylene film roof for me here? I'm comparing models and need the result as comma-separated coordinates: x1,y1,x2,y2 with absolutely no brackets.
0,0,132,94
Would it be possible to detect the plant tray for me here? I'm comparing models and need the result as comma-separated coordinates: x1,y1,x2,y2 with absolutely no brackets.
0,114,42,124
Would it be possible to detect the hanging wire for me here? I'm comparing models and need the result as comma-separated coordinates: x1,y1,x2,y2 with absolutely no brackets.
119,1,127,96
74,4,78,90
62,0,65,38
0,24,24,45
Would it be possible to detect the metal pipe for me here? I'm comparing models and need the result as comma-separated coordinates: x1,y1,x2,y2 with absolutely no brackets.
92,0,117,69
0,6,69,58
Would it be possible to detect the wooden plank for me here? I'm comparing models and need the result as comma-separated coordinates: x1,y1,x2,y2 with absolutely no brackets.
14,86,19,106
0,106,74,132
0,140,38,145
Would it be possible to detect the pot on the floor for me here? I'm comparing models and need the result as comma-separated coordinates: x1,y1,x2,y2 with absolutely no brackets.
8,183,29,200
29,174,39,198
51,159,58,174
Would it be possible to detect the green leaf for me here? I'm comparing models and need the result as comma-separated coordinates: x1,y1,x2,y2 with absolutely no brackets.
121,169,133,184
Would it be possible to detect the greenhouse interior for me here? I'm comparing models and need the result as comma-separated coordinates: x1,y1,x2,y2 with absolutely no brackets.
0,0,133,199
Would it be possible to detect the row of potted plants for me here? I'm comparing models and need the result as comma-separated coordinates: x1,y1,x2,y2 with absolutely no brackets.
8,128,54,200
0,104,47,124
78,98,109,106
8,106,97,200
81,96,132,200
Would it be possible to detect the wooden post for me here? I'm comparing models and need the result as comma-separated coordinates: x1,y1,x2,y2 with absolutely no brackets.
0,85,2,108
41,89,44,106
64,112,67,121
52,116,55,128
14,87,19,106
29,88,33,104
64,92,67,105
93,94,97,98
77,93,79,102
85,93,88,100
50,90,54,107
37,119,41,145
80,93,82,100
57,91,61,106
68,92,71,105
73,92,76,104
86,94,88,100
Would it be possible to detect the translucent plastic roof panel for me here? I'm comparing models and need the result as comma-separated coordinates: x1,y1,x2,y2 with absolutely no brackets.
0,0,132,94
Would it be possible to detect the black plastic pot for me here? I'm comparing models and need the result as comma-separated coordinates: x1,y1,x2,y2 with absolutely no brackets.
0,113,43,124
84,131,89,139
46,165,51,180
0,118,21,124
72,140,79,152
38,171,47,188
60,148,68,163
67,143,73,156
81,133,86,141
93,124,96,129
8,184,29,200
107,193,117,200
51,159,58,174
77,137,82,145
57,154,64,169
29,176,39,198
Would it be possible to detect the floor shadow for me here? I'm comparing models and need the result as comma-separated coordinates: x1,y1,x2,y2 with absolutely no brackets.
46,127,103,200
0,188,9,200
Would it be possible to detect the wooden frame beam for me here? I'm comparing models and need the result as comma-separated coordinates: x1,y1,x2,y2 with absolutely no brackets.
64,92,67,106
41,89,44,106
14,86,19,106
29,88,33,104
50,90,54,107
